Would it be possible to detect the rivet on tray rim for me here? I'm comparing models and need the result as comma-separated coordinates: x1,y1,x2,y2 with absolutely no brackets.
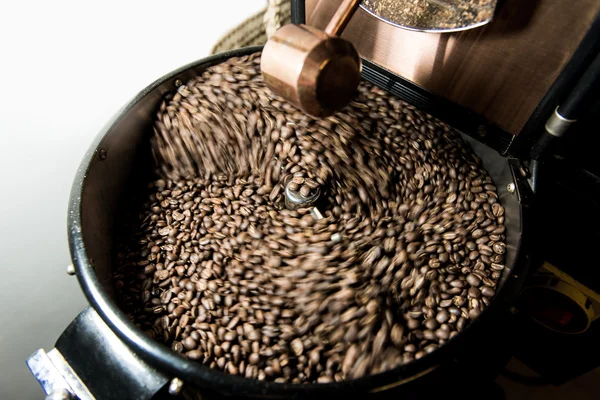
66,264,76,276
169,377,184,395
98,148,107,160
506,183,516,194
477,125,487,137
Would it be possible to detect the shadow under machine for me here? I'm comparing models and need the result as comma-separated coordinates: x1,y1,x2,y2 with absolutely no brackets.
26,0,600,398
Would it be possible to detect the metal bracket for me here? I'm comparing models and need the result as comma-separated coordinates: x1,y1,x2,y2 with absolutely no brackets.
27,348,94,400
27,307,170,400
545,107,576,137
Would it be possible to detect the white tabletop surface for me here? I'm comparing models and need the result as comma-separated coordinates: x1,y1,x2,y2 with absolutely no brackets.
0,1,264,398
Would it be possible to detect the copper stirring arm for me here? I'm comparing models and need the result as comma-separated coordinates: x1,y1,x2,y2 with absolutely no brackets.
325,0,362,36
260,0,362,117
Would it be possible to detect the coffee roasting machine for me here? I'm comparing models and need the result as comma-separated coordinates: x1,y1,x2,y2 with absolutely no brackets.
27,0,600,399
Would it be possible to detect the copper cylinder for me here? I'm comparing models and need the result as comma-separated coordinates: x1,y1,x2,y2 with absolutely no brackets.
261,0,362,117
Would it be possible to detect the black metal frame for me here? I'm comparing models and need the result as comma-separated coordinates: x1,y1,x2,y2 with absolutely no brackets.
54,307,169,399
509,12,600,159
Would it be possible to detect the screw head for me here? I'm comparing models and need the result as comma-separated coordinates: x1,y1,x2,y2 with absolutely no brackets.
174,79,183,87
169,377,184,396
477,125,487,137
98,148,107,160
507,183,516,194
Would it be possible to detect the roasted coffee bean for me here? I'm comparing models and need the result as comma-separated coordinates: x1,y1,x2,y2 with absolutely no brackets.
406,318,420,330
113,53,506,384
492,203,504,217
466,274,481,287
299,185,312,198
186,350,202,360
481,286,496,298
493,242,506,254
436,311,449,324
424,319,438,331
468,287,481,298
435,328,450,340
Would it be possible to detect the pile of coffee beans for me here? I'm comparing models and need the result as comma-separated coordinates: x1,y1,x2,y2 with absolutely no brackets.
113,52,506,384
362,0,494,30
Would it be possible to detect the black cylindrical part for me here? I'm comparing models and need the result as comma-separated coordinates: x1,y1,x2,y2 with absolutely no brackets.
558,51,600,120
531,50,600,160
530,131,555,161
291,0,306,24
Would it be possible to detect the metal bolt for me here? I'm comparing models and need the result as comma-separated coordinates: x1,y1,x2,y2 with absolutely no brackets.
45,389,74,400
168,377,184,396
477,125,487,137
310,207,324,220
66,264,76,276
331,233,342,243
174,79,183,87
284,179,320,210
98,148,107,160
506,183,515,194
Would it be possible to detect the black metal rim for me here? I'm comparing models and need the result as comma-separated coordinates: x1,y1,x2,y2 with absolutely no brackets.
68,45,531,398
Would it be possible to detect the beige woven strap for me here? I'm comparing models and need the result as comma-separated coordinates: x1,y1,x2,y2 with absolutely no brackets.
210,0,291,54
264,0,292,38
210,7,267,54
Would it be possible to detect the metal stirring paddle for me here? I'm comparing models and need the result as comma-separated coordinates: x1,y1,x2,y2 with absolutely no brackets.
283,178,342,243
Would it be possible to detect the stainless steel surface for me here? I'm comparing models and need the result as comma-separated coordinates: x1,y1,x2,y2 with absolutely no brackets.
46,350,95,400
26,349,94,400
360,0,496,33
306,0,600,135
27,350,74,397
284,180,321,210
545,107,577,137
45,389,74,400
459,134,521,284
285,179,325,223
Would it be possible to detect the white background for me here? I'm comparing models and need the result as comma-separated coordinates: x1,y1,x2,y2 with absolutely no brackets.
0,1,264,398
